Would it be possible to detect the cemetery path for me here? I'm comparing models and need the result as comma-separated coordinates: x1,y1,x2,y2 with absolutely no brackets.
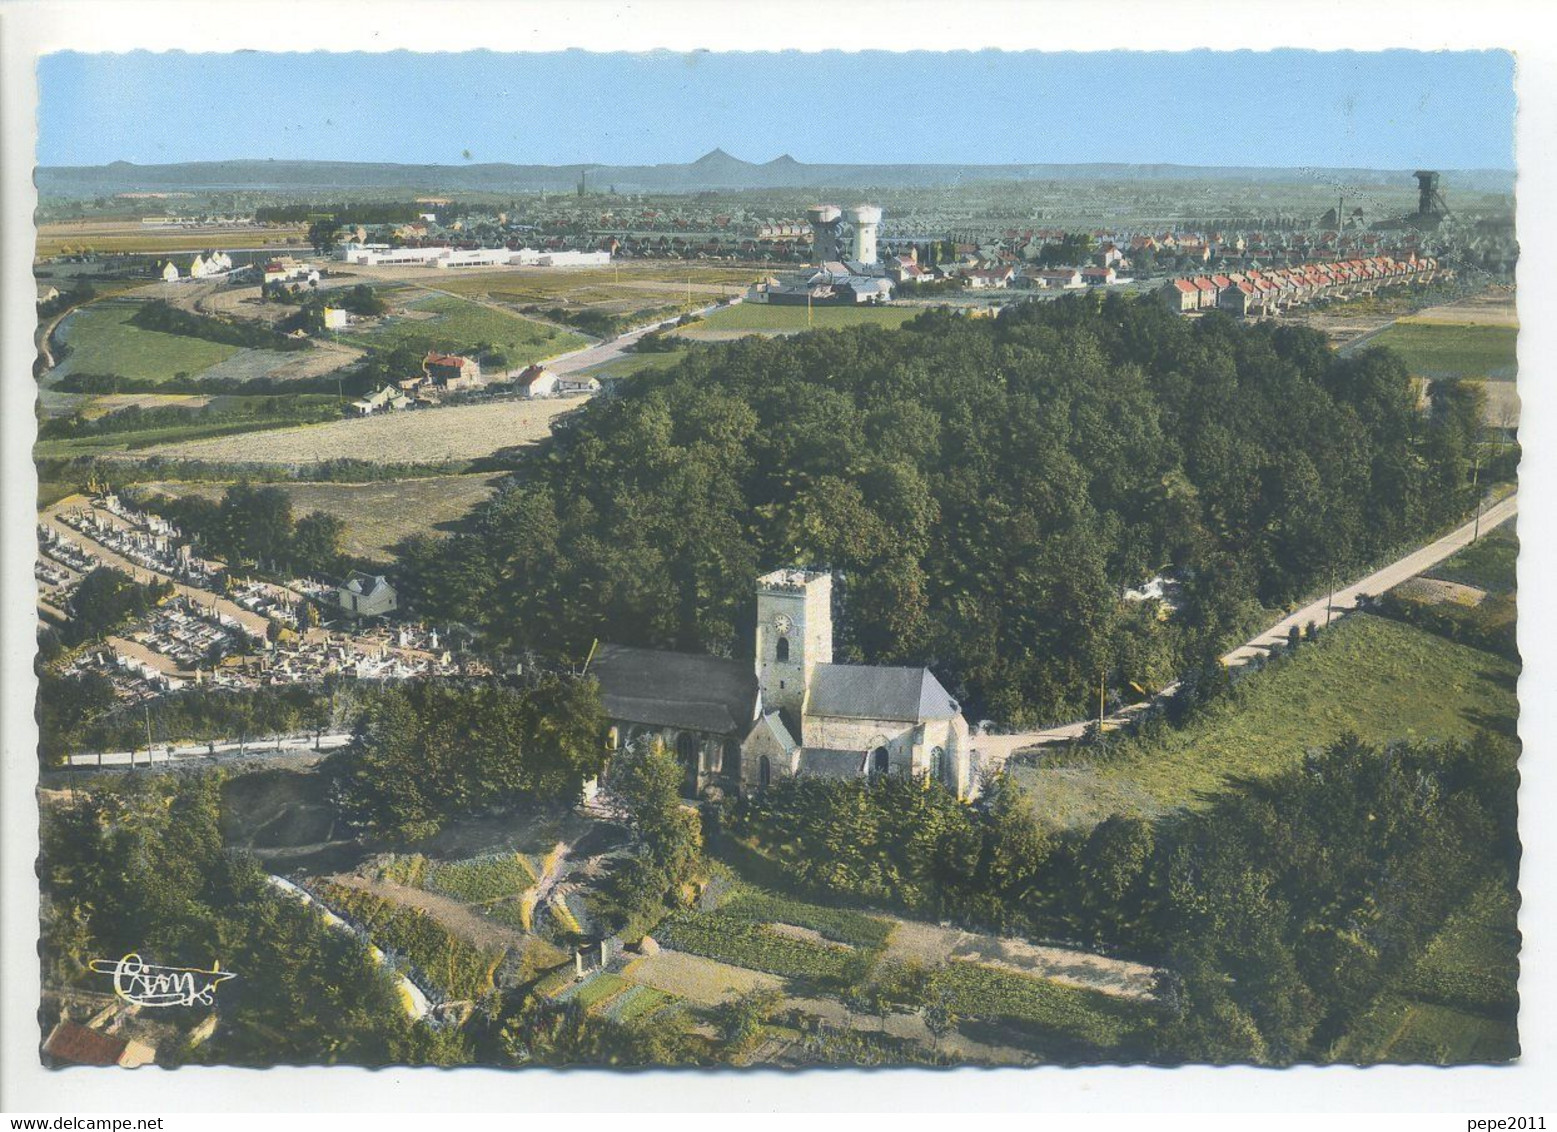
40,501,270,635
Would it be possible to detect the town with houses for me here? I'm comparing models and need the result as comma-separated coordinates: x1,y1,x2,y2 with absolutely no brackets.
23,51,1525,1084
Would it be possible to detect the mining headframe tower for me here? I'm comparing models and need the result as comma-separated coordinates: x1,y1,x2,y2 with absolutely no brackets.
1414,170,1451,228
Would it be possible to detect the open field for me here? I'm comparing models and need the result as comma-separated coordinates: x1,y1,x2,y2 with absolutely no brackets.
75,392,215,417
36,220,309,258
674,303,921,340
52,300,239,383
1367,322,1518,380
404,264,759,338
34,398,343,461
410,263,758,301
1010,614,1519,833
623,949,783,1006
142,473,504,560
1405,291,1519,328
127,395,588,466
337,292,586,361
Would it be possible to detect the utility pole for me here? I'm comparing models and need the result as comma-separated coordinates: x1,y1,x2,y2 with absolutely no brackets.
1098,673,1106,732
1326,560,1337,629
1470,446,1484,543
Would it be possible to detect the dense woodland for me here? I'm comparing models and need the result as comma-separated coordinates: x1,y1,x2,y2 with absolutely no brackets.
728,731,1518,1063
329,678,608,841
400,293,1491,724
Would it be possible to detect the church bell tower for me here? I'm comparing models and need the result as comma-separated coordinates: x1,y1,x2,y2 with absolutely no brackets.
755,568,833,727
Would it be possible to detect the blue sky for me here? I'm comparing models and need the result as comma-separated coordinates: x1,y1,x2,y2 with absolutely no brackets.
37,49,1515,169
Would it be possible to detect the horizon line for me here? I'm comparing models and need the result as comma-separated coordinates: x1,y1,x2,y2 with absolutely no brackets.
38,152,1518,174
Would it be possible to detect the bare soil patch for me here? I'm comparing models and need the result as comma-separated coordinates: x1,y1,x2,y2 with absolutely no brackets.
884,919,1158,1000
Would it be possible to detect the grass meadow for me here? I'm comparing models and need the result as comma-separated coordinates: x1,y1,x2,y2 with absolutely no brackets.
143,472,505,560
1369,321,1518,379
1010,613,1520,833
53,300,239,383
338,293,585,361
130,395,584,466
1423,519,1518,594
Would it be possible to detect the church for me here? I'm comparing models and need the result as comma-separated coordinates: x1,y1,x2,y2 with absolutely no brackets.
590,569,974,801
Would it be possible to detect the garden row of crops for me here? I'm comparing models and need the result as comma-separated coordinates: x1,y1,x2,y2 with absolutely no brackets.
314,881,506,1002
657,910,871,986
424,853,539,904
930,961,1154,1053
716,883,894,949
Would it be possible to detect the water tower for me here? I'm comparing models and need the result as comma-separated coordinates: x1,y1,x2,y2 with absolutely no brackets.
845,204,882,266
806,205,844,265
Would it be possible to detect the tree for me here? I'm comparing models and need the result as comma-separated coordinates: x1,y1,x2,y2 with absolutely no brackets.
596,740,704,933
332,679,607,842
292,511,345,576
923,989,958,1052
307,220,339,256
716,987,784,1055
404,292,1471,727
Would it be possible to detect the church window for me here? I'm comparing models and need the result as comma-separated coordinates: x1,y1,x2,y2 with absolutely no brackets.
776,636,790,662
870,746,890,776
759,755,771,788
931,746,946,784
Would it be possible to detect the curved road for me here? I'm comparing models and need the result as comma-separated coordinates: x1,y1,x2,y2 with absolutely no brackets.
973,491,1518,768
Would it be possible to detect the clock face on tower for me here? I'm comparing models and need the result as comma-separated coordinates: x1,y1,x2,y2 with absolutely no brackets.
772,614,794,636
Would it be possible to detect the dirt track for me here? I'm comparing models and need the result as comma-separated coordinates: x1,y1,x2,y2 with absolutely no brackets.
324,874,525,954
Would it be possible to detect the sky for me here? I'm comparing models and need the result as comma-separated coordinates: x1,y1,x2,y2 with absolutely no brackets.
37,49,1516,170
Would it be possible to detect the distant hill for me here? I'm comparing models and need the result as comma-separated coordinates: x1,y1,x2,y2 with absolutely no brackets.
34,150,1517,198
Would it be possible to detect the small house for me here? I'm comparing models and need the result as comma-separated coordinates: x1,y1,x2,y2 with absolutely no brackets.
517,365,559,399
42,1020,156,1068
338,571,397,618
423,352,482,391
556,374,602,396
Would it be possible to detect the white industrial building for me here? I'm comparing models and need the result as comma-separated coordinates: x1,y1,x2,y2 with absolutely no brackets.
511,248,612,267
340,245,450,266
436,248,515,269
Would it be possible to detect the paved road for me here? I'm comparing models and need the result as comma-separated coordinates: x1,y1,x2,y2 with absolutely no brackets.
544,296,739,376
64,731,352,769
974,492,1518,768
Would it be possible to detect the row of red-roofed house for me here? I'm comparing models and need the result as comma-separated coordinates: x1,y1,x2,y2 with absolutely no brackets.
1159,255,1442,317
